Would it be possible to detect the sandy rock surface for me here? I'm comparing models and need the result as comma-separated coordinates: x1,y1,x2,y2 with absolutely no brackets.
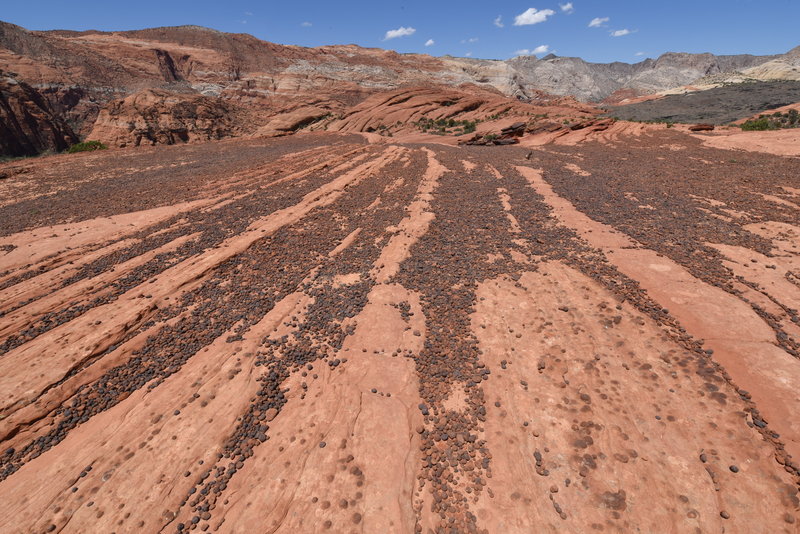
0,127,798,533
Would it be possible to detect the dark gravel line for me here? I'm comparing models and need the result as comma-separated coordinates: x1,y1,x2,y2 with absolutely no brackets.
0,135,364,237
0,147,366,353
0,146,403,481
166,148,431,533
536,137,800,358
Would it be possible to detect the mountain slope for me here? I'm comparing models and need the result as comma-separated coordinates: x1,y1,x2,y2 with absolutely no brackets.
0,20,797,155
605,80,800,124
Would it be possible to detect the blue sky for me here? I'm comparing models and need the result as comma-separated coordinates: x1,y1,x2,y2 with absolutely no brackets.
3,1,799,63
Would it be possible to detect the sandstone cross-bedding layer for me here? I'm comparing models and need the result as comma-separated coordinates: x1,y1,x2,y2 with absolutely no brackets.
0,127,799,533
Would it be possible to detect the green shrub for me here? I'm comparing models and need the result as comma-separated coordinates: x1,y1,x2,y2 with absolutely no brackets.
740,110,800,131
740,117,774,131
68,140,108,153
415,116,477,135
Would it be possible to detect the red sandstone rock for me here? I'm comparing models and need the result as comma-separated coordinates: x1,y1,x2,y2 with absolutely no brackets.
88,89,243,147
0,71,78,157
0,131,798,532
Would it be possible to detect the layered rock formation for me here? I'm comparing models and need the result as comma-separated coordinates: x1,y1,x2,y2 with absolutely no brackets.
0,20,445,142
326,85,533,133
88,89,242,147
0,19,798,156
0,71,77,157
447,51,781,102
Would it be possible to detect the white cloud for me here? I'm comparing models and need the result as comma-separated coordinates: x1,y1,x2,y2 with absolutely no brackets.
635,51,645,56
513,8,555,26
244,11,253,17
461,37,479,44
494,15,504,28
559,3,574,14
301,21,312,27
465,51,473,57
515,45,550,56
384,26,416,40
425,39,435,47
611,29,632,37
588,17,609,28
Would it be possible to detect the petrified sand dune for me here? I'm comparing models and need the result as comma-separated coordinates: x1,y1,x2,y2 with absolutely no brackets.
0,126,799,533
695,128,800,157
